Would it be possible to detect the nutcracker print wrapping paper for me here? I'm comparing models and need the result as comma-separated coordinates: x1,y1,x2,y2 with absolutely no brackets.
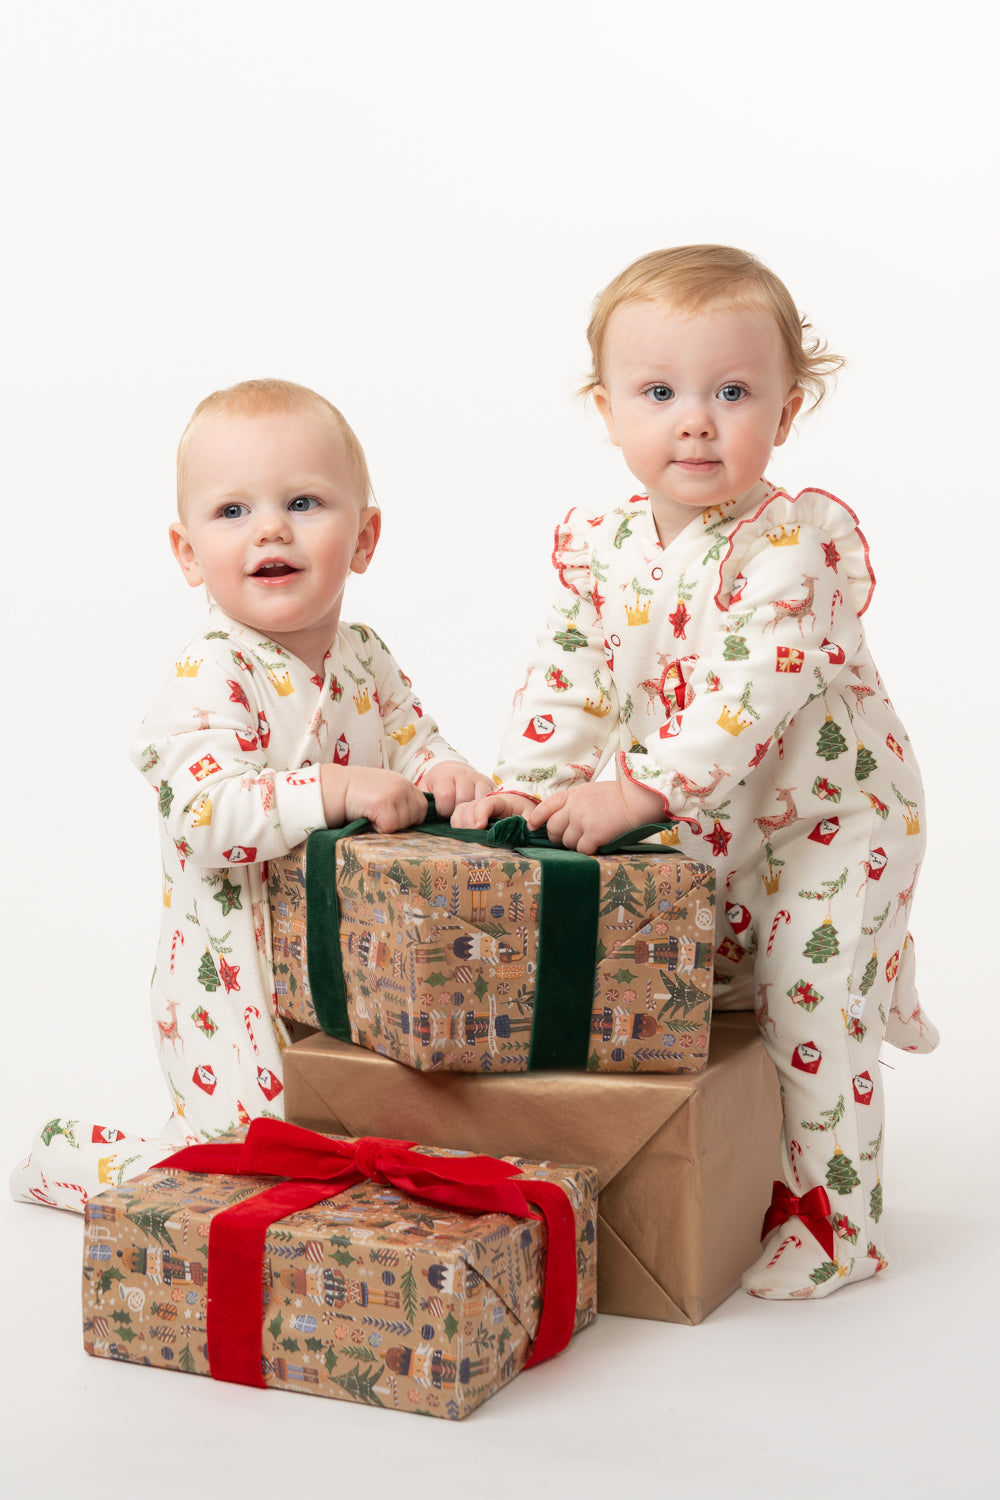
268,827,715,1072
82,1131,598,1420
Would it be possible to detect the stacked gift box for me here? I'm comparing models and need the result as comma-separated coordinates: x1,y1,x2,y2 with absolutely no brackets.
266,815,780,1324
82,815,781,1416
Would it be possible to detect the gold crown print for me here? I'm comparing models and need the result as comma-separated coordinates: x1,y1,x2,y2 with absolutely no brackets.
766,524,801,547
583,695,612,718
717,704,752,736
175,657,203,677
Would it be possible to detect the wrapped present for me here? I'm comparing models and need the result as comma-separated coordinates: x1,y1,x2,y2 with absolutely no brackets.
284,1013,781,1325
82,1121,597,1420
268,814,715,1073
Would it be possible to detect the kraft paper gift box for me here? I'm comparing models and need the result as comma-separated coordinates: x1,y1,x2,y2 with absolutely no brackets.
267,817,715,1073
283,1012,782,1325
82,1122,597,1420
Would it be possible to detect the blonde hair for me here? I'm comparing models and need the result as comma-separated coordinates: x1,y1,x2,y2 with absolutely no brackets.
176,377,374,513
583,245,844,410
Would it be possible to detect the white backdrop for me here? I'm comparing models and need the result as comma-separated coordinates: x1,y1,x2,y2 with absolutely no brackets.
1,3,996,1494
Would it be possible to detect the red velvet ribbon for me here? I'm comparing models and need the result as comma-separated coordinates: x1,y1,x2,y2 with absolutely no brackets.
157,1119,579,1387
761,1181,834,1258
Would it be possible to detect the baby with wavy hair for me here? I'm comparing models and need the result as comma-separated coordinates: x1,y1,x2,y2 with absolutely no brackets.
457,246,938,1299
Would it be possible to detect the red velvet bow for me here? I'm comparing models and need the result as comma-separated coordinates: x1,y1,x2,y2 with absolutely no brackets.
157,1119,578,1387
761,1181,834,1258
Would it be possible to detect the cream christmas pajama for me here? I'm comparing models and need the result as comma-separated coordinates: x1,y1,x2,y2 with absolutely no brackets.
12,606,462,1212
495,479,937,1295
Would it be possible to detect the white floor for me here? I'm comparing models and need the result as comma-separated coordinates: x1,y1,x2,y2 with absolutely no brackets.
4,1052,996,1499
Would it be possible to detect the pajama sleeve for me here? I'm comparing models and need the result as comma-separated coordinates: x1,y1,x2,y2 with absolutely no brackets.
621,489,877,819
130,644,325,867
357,625,470,781
494,508,620,798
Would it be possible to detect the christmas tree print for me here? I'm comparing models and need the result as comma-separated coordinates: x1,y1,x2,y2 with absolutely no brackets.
723,634,750,661
869,1181,883,1222
799,869,847,962
803,916,839,963
825,1146,861,1196
858,951,878,995
855,743,877,780
332,1360,386,1407
158,780,174,819
810,1261,840,1287
197,949,220,992
553,624,589,652
598,864,646,919
124,1203,178,1251
816,715,847,761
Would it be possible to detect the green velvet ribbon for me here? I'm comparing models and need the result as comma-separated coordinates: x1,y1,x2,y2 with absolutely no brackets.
303,800,673,1071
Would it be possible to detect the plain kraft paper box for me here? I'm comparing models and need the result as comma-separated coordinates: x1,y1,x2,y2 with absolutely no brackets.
283,1012,782,1325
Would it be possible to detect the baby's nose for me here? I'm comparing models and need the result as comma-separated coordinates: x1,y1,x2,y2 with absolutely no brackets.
254,508,291,541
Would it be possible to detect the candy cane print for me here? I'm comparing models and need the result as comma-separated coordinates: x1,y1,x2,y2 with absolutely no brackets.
831,589,843,627
789,1139,804,1189
244,1005,262,1056
767,910,791,955
767,1234,802,1269
53,1181,88,1209
169,929,185,973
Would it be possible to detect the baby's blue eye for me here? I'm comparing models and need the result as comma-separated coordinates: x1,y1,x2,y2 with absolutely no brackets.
718,384,746,403
288,494,319,512
646,384,674,403
220,503,248,519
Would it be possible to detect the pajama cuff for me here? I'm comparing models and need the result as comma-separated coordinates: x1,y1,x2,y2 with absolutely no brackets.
272,770,328,848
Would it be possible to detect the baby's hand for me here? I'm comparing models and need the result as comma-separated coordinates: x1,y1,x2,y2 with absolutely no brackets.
320,763,428,833
451,791,536,829
527,780,666,855
421,760,495,818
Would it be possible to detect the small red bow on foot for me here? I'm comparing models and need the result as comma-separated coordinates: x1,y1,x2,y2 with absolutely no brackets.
761,1181,834,1257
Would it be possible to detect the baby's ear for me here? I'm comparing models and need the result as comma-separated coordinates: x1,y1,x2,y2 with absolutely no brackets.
592,387,621,448
169,522,204,588
350,507,382,576
773,388,805,447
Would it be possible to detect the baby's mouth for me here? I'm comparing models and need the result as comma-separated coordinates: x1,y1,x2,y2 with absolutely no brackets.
252,561,299,578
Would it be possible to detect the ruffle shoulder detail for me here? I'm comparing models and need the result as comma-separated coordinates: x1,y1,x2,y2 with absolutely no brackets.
715,487,876,616
552,496,649,602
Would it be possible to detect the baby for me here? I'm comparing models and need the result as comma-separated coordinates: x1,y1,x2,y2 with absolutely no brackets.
457,246,938,1299
12,378,491,1211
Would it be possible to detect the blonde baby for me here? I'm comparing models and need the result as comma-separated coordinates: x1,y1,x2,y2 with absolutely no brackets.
457,247,938,1299
13,378,490,1211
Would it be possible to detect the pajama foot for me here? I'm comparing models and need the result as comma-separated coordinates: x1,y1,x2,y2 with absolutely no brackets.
742,1222,884,1300
883,935,939,1054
